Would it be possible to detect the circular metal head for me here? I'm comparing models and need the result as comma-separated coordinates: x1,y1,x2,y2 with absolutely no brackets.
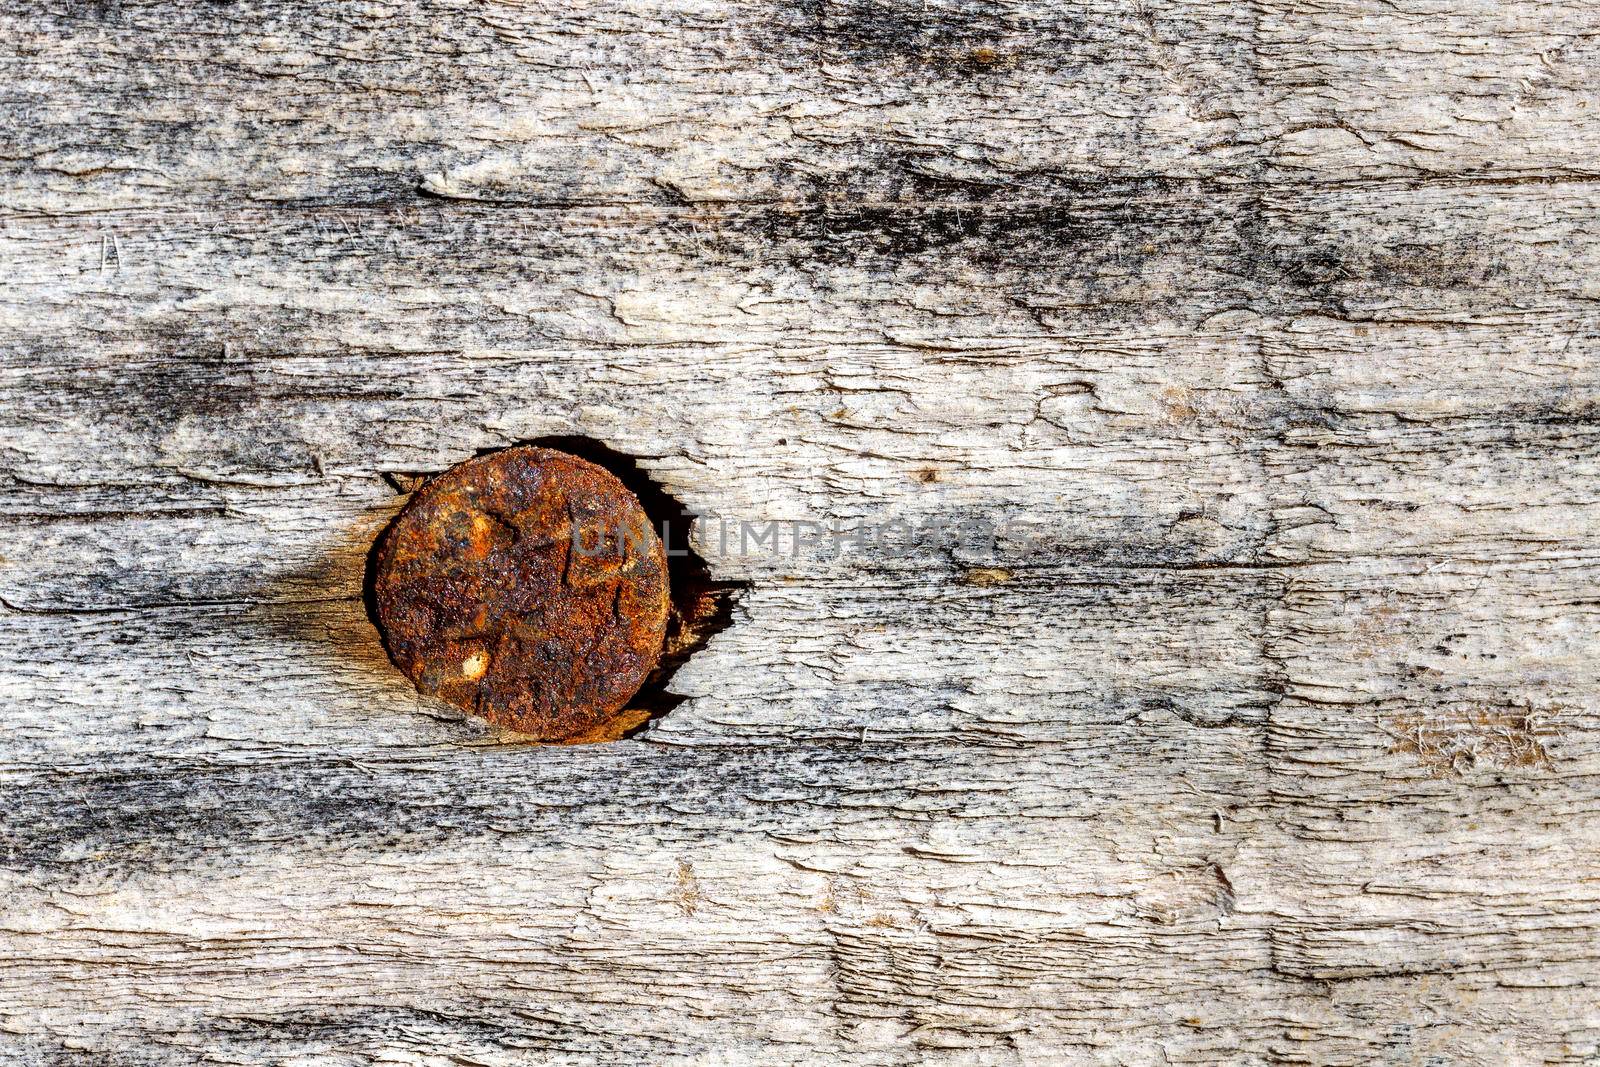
372,446,669,742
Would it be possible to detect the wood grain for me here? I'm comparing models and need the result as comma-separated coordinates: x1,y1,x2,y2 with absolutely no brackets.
2,0,1598,1063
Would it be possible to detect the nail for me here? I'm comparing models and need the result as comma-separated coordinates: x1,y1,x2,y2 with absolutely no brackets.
371,446,669,742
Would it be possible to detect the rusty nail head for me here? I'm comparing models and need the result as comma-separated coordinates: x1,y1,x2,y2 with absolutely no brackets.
372,446,669,742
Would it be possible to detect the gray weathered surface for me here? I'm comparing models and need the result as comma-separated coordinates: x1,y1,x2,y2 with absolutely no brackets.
2,0,1598,1063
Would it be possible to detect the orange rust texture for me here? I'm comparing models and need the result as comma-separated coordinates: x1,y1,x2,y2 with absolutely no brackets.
373,446,669,742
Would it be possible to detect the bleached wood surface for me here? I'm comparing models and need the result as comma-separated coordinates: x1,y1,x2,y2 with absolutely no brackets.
3,0,1599,1063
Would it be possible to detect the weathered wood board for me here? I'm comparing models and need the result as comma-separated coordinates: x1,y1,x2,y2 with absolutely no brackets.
2,0,1599,1063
